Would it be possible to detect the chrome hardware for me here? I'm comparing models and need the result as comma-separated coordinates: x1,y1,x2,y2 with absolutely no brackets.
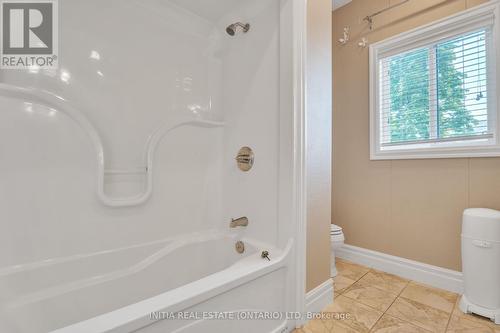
261,251,270,261
235,241,245,254
363,0,410,30
236,147,254,172
226,22,250,36
230,216,249,228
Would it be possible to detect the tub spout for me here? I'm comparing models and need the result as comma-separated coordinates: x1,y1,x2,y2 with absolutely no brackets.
230,217,248,228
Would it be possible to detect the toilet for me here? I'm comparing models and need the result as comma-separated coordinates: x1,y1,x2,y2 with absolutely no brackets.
331,224,345,277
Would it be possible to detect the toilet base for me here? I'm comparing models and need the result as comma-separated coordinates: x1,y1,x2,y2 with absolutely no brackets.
330,251,338,277
331,263,338,277
330,226,345,279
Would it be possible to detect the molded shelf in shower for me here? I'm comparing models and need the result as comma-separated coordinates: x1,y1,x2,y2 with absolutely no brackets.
0,83,225,207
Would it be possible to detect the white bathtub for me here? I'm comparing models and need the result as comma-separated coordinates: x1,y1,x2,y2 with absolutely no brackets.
0,231,292,333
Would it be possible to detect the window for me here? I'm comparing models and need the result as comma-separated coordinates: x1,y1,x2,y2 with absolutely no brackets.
370,2,500,159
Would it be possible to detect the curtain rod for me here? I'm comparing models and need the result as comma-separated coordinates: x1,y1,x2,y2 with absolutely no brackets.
364,0,411,30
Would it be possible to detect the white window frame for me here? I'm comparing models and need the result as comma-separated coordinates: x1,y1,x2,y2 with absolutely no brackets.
369,0,500,160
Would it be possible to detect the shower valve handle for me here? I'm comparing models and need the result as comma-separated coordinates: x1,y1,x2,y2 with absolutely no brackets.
235,147,254,172
235,154,252,163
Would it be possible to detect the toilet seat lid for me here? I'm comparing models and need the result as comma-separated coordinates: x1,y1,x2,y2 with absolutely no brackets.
331,224,343,233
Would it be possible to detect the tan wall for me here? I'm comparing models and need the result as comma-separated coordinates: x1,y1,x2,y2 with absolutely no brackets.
332,0,500,272
306,0,333,292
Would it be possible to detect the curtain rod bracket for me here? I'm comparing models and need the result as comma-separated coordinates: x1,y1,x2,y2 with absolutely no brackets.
364,16,374,30
363,0,411,30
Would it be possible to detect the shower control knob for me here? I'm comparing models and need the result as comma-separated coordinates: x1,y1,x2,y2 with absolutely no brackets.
236,147,254,172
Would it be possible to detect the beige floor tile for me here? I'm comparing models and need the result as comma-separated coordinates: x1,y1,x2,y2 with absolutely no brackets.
323,295,383,333
446,315,500,333
400,281,458,313
334,275,357,294
336,259,370,281
342,279,398,312
371,314,431,333
386,297,451,332
300,264,499,333
452,297,499,330
356,270,408,295
301,318,362,333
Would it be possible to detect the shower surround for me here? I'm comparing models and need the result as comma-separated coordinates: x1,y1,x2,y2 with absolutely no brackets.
0,0,307,332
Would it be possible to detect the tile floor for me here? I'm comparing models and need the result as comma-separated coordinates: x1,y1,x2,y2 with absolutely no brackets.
295,258,500,333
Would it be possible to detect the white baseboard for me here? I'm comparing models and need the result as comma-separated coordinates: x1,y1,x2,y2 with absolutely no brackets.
305,278,334,314
336,244,463,294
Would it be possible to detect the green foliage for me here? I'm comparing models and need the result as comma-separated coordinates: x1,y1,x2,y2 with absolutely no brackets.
436,42,477,137
389,49,430,143
388,39,477,143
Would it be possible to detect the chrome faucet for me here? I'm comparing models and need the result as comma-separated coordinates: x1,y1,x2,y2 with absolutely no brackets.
230,216,249,228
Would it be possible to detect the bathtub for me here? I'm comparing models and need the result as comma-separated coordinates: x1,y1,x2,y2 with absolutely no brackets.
0,231,292,333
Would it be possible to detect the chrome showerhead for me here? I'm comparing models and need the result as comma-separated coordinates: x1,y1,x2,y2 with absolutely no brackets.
226,22,250,36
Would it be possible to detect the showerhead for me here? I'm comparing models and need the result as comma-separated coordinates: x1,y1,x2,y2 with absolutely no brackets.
226,22,250,36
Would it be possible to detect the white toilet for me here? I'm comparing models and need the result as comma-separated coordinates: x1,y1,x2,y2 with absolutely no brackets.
331,224,345,277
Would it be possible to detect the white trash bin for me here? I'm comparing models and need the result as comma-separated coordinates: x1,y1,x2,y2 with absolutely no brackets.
460,208,500,324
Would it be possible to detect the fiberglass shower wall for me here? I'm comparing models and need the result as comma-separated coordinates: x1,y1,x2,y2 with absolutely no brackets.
0,0,281,269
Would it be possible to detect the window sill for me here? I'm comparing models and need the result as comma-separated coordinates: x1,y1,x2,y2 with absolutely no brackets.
371,145,500,160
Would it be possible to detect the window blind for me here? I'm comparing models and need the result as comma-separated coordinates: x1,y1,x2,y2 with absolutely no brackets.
379,28,495,147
